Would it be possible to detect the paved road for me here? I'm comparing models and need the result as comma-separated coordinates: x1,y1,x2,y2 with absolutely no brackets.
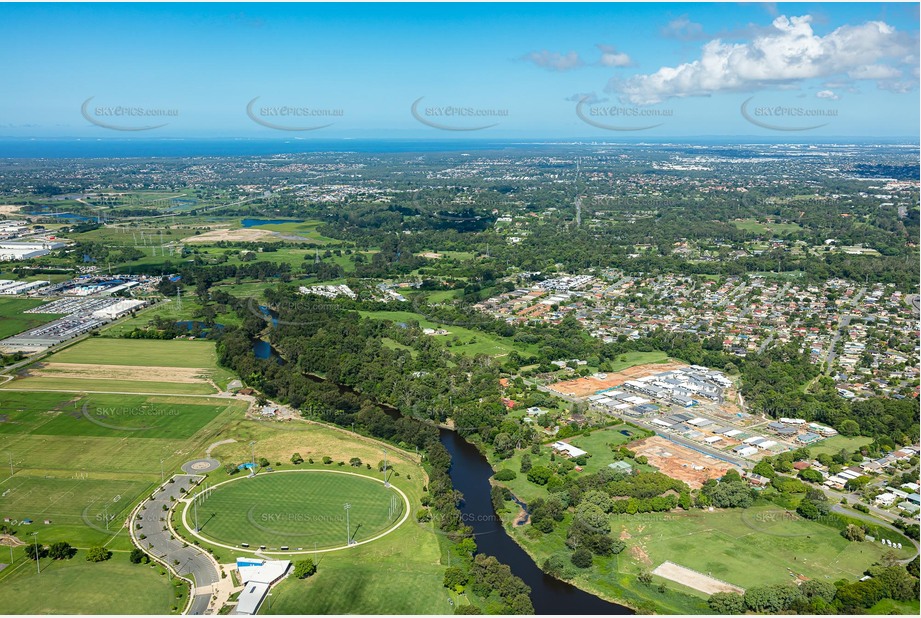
823,286,866,375
132,475,220,615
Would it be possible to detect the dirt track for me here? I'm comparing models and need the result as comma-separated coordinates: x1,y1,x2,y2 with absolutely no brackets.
547,361,689,397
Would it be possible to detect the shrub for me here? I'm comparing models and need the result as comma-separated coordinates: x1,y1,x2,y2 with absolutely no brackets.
494,469,517,481
571,548,593,568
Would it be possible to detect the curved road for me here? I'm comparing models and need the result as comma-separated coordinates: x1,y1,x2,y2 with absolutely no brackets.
131,475,220,615
830,503,920,564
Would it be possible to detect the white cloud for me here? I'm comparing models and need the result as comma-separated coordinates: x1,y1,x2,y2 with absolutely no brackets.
816,90,839,100
596,44,632,67
618,14,917,104
522,50,584,72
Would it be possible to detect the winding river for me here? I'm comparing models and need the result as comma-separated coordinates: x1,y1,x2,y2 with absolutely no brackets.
251,337,631,613
439,429,632,615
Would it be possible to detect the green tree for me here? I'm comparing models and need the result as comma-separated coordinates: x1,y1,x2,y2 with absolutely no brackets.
527,466,553,486
293,560,317,579
570,548,593,568
708,592,745,614
85,546,112,562
47,541,75,560
443,566,469,589
129,548,149,564
519,454,532,474
290,452,304,465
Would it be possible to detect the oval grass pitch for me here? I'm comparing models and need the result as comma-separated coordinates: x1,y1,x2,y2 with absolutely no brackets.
185,470,407,552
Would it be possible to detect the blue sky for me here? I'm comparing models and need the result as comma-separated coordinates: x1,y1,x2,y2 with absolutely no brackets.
0,2,918,138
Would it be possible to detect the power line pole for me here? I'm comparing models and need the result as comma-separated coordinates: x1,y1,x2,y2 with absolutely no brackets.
344,503,351,546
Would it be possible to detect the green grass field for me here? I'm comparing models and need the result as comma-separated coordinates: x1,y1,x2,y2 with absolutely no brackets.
192,471,402,550
502,502,912,614
607,351,672,372
176,419,451,614
733,218,803,235
0,298,63,339
2,338,238,394
0,550,180,614
617,505,913,589
0,392,233,440
359,310,537,358
808,435,874,457
44,338,219,368
0,476,151,546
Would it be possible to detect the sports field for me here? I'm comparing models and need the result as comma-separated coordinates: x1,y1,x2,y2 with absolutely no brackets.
0,550,180,614
2,338,237,394
0,392,234,440
191,471,404,550
0,476,150,546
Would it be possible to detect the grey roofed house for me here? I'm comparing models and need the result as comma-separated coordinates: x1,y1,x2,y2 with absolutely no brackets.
776,426,798,436
767,422,786,431
673,412,695,422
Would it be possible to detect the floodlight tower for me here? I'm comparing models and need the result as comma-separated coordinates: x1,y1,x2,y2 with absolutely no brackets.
31,532,40,575
250,441,257,475
344,503,352,546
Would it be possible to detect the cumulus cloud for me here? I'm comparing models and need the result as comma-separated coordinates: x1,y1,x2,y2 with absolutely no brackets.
521,50,584,72
618,14,917,104
596,44,632,67
816,90,839,100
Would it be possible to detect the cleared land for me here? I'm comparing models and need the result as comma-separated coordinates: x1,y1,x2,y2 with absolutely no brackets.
182,227,276,243
630,436,735,489
193,471,403,550
652,561,745,595
548,359,687,398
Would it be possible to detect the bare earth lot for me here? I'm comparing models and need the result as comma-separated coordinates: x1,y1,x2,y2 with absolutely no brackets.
653,561,745,595
548,361,689,397
631,435,734,489
182,227,276,243
26,362,210,384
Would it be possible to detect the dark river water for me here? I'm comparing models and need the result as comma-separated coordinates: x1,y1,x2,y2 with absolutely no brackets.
250,335,631,613
439,430,632,615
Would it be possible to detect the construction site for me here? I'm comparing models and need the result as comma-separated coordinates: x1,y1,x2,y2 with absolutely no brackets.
630,436,736,489
547,361,690,398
